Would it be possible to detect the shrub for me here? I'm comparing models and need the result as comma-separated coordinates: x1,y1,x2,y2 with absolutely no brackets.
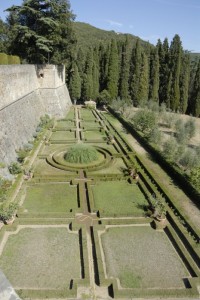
179,149,199,170
0,53,8,64
162,137,178,162
0,202,18,223
64,144,98,164
132,109,157,136
7,55,20,64
8,162,22,175
189,167,200,192
185,119,196,140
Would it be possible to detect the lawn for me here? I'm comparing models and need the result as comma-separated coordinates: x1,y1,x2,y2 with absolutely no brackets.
33,159,73,176
56,120,75,129
0,227,80,289
65,109,75,120
84,130,106,141
50,131,75,141
80,109,96,121
91,181,147,216
101,226,189,288
22,183,78,214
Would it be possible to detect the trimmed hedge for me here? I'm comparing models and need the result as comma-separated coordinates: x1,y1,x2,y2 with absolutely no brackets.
0,53,20,64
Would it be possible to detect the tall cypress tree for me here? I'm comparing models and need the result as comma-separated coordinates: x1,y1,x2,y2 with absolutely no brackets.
157,38,170,106
180,52,190,113
191,59,200,117
149,47,159,102
137,51,149,105
68,62,81,101
107,39,119,99
118,35,131,100
129,39,142,106
82,48,94,100
169,34,183,111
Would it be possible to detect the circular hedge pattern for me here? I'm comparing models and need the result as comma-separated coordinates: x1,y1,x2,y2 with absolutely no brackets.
64,144,98,164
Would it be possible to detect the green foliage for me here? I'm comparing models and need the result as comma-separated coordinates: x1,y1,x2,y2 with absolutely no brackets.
132,109,157,136
97,89,111,106
162,137,178,162
64,144,98,164
107,39,119,99
189,167,200,192
0,202,18,222
0,52,20,64
0,53,8,64
6,0,76,64
8,162,22,175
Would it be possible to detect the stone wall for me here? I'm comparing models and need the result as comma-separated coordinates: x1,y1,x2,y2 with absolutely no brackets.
0,64,71,166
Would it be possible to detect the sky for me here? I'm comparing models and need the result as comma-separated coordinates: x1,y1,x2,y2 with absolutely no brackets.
0,0,200,52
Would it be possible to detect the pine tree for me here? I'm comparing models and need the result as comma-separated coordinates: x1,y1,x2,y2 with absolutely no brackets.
107,39,119,99
6,0,76,64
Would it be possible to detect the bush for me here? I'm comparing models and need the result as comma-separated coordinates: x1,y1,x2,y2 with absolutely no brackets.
185,119,196,140
132,109,157,136
162,137,178,162
7,55,20,64
0,203,18,223
64,144,98,164
8,162,22,175
0,53,8,64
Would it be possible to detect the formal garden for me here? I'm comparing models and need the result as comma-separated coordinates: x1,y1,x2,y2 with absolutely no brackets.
0,106,199,299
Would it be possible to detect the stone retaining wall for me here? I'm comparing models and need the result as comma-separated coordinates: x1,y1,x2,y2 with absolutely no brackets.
0,64,71,165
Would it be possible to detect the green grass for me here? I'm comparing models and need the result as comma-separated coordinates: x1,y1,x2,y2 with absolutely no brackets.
81,121,101,129
84,130,106,140
22,183,77,213
33,159,72,175
90,157,126,174
50,131,75,141
56,120,75,129
101,226,189,288
91,181,147,216
80,109,96,120
0,227,80,289
65,109,75,120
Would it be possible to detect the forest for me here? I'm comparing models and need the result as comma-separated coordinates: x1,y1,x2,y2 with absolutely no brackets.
0,0,200,117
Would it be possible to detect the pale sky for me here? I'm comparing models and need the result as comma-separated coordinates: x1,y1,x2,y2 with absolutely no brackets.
1,0,200,52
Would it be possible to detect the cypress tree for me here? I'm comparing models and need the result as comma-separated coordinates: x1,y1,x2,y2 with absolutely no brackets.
157,38,170,107
68,62,81,101
82,49,94,101
180,52,190,113
149,47,159,102
169,34,183,111
137,51,149,105
191,59,200,117
118,35,131,100
129,39,142,106
107,39,119,99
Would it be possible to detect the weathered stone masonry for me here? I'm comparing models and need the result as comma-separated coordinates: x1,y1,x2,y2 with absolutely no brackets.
0,64,71,165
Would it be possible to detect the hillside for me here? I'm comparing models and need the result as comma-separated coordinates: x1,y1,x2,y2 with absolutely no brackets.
73,21,150,50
